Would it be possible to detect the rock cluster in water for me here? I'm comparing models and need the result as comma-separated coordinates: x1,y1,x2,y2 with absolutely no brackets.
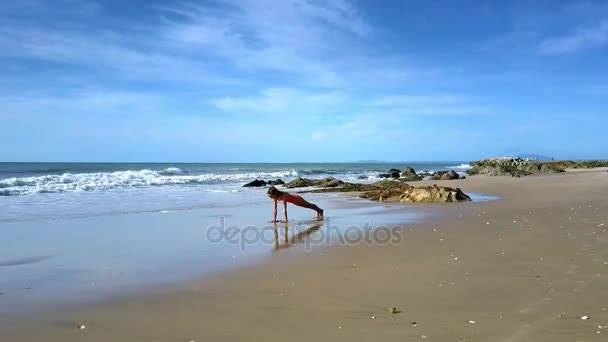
378,167,465,181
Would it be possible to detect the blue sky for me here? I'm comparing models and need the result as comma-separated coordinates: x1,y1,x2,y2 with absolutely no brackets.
1,0,607,162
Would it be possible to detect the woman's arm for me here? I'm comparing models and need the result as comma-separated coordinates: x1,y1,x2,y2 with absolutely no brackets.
273,199,278,222
283,200,288,222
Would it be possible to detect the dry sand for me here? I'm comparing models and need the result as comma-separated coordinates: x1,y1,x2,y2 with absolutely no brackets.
2,169,608,341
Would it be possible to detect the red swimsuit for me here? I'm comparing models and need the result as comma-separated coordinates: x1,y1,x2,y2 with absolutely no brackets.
284,193,303,205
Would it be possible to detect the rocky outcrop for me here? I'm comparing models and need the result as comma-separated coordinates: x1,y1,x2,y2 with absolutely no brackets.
284,177,315,188
468,158,566,177
399,185,471,203
361,182,471,203
316,177,345,188
401,167,422,181
285,177,344,189
267,179,285,185
243,179,267,187
431,170,462,180
388,168,401,179
569,160,608,169
305,179,471,204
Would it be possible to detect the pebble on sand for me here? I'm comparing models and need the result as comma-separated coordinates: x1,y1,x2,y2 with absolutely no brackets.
469,320,476,324
581,315,590,320
389,307,398,314
78,325,86,330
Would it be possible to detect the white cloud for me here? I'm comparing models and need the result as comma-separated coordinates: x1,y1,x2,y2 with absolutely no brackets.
211,87,346,114
539,19,608,54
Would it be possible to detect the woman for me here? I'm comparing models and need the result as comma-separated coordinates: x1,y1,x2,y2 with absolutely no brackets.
267,186,324,222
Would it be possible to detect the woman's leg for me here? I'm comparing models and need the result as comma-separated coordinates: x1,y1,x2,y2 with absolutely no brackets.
297,197,324,219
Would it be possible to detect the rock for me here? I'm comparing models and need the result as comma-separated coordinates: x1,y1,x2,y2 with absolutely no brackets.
299,178,472,204
267,179,285,185
439,170,460,180
431,171,450,180
388,168,401,174
399,185,472,203
284,177,344,189
401,167,422,181
243,179,266,187
357,175,368,179
467,157,571,177
378,173,391,178
316,177,345,188
284,177,315,188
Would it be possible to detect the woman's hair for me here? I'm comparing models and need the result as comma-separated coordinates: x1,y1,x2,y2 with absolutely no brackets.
267,186,285,198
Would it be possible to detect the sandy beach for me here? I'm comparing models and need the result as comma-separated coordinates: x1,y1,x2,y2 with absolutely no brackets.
2,169,608,341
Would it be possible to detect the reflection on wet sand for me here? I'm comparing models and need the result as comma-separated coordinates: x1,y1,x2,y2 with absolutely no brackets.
273,222,322,251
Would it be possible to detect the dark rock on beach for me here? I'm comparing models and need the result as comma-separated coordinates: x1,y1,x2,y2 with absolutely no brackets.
267,179,285,185
243,179,267,187
284,177,315,188
431,170,461,180
388,168,401,179
285,177,344,189
401,167,422,181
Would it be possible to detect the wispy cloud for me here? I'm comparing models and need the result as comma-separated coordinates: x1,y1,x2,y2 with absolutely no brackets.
211,87,346,114
368,94,492,116
539,19,608,54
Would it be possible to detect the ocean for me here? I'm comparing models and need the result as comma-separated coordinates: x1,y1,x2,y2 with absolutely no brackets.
0,162,470,222
0,162,472,315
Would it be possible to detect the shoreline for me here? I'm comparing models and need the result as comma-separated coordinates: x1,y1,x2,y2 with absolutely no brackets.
2,169,608,341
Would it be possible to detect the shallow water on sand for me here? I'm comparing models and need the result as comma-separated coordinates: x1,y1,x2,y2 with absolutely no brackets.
0,191,431,317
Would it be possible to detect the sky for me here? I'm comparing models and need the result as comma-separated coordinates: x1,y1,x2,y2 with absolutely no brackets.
1,0,607,162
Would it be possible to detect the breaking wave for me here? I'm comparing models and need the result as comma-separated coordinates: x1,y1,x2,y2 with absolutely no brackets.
447,163,472,170
0,168,299,196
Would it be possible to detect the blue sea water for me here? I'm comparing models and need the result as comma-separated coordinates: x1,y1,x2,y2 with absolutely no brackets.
0,162,472,316
0,162,471,222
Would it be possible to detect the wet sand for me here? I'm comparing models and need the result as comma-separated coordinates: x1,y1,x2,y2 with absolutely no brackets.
2,169,608,341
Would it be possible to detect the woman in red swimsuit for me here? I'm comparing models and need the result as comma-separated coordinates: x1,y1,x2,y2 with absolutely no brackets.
267,186,324,222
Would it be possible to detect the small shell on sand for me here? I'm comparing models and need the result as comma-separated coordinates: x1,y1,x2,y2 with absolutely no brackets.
469,320,476,324
581,315,590,320
78,325,86,330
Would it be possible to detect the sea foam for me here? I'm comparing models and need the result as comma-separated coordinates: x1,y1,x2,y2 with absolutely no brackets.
0,168,299,196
